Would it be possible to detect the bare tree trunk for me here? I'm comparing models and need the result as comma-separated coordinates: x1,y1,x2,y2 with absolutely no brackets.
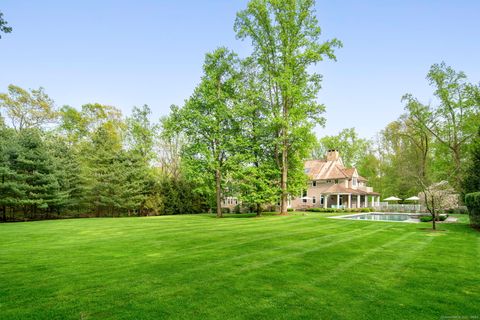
431,197,436,230
215,168,222,218
280,144,288,215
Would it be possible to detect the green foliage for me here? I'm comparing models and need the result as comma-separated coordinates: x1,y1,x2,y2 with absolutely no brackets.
164,47,241,217
402,62,480,191
465,192,480,227
419,216,432,222
235,0,342,213
313,128,369,167
0,85,56,131
420,215,448,222
462,126,480,195
15,129,62,216
0,11,12,38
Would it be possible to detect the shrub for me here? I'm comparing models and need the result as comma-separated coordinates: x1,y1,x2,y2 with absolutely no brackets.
233,205,241,214
465,192,480,228
420,216,432,222
446,206,469,214
287,208,294,212
420,215,448,222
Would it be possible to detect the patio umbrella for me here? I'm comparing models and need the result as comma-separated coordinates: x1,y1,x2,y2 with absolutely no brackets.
405,196,420,212
405,196,420,201
383,196,401,201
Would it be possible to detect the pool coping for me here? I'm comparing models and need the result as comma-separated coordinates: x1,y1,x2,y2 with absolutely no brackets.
330,212,420,223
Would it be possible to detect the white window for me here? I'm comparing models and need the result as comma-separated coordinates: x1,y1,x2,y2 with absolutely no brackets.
352,177,357,186
312,181,317,187
312,196,316,204
302,190,307,203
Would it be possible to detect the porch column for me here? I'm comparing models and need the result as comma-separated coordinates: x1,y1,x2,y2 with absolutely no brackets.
365,195,368,208
337,194,340,208
376,196,380,207
356,195,360,208
348,194,352,209
324,195,328,208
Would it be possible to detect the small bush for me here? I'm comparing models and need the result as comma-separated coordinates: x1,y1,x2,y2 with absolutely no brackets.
465,192,480,228
420,215,448,222
420,216,432,222
233,205,241,214
287,208,294,212
446,207,468,214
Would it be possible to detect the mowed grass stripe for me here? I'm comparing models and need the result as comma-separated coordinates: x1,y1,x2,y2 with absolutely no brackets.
0,214,479,320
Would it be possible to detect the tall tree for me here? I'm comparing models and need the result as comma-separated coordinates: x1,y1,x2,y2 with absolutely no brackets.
126,105,157,160
164,48,240,217
15,129,62,218
234,58,279,216
313,128,369,167
235,0,341,214
0,85,57,131
0,127,23,221
0,11,12,38
403,62,480,191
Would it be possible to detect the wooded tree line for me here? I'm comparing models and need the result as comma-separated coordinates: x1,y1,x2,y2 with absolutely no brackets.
1,1,341,220
0,86,208,221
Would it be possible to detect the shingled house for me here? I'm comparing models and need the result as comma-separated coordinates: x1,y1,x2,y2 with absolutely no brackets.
291,150,380,210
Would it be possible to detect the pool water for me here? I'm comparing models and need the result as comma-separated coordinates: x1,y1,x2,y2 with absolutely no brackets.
335,213,416,222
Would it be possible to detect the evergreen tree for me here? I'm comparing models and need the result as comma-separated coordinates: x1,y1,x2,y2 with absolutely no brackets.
15,129,61,218
0,127,23,221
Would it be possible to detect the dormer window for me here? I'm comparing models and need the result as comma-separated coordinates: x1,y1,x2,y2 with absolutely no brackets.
312,181,317,187
335,179,339,184
352,177,357,186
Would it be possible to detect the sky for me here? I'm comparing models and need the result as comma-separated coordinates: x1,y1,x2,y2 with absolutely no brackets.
1,0,479,139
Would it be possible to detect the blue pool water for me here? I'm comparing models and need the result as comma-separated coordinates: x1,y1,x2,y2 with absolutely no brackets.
335,213,416,222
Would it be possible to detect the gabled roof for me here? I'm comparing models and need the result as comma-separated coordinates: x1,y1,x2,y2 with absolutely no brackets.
304,159,348,180
304,159,361,181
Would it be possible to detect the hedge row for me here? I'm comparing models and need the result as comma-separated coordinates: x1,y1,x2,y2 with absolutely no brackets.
304,207,373,213
420,215,448,222
465,192,480,228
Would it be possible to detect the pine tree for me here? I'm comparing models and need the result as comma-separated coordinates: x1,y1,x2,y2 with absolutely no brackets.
0,127,23,221
15,129,61,219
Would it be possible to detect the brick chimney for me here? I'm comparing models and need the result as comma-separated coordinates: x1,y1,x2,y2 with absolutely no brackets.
326,149,340,161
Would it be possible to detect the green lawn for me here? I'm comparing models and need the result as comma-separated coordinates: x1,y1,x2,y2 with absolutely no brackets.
1,213,479,320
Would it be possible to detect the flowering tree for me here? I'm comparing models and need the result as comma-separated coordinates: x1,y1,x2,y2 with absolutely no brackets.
419,181,458,230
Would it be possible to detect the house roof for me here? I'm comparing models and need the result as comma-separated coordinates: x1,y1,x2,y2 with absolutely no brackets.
304,159,362,181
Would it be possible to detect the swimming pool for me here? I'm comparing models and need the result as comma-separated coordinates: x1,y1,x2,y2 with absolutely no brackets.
332,213,419,223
